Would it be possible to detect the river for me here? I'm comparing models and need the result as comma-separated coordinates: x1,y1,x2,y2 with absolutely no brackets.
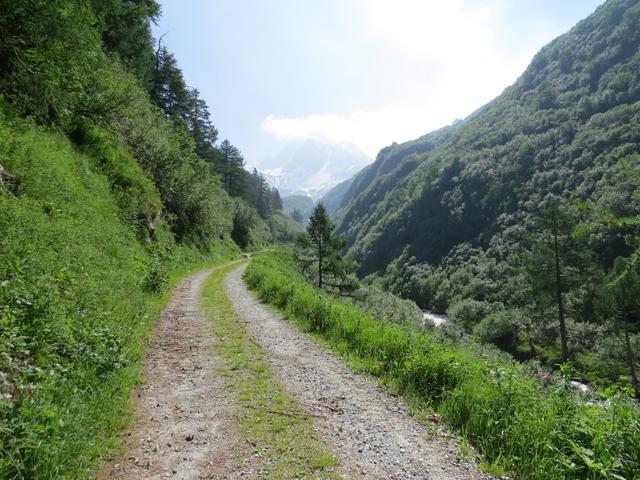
422,310,446,327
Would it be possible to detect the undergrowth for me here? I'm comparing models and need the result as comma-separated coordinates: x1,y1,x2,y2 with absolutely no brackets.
201,262,341,479
244,250,640,480
0,109,239,479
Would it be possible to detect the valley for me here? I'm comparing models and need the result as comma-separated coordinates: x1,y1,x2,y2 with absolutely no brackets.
1,1,640,479
322,0,640,396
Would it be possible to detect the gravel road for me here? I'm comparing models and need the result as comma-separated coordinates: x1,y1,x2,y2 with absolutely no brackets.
99,262,251,480
226,263,492,480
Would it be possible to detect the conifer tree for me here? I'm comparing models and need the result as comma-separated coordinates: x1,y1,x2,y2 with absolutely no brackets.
218,139,246,197
184,88,218,156
527,201,589,362
290,208,304,223
294,204,357,294
600,254,640,399
151,46,189,118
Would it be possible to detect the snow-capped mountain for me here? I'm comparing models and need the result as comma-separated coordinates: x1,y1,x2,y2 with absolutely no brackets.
260,139,371,200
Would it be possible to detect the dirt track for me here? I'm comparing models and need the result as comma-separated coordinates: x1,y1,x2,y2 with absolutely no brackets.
100,261,489,479
225,264,491,480
99,263,250,480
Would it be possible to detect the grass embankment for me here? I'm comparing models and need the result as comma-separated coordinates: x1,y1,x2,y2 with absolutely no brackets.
244,250,640,480
200,262,341,479
0,109,239,479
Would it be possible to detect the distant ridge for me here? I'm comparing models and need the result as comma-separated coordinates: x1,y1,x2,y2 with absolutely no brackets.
261,139,371,200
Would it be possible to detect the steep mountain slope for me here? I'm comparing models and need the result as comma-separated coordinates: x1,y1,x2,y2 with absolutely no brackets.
0,105,239,477
321,110,484,216
327,123,461,218
261,139,371,199
336,0,640,278
320,176,353,214
282,194,315,217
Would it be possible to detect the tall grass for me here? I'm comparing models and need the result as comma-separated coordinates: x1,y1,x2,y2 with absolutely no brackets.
244,251,640,480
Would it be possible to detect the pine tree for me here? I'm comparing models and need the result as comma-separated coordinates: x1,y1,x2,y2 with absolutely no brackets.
151,46,189,118
294,203,357,294
600,254,640,399
217,140,246,197
526,201,589,362
270,187,283,211
94,0,160,88
184,88,218,157
290,208,303,223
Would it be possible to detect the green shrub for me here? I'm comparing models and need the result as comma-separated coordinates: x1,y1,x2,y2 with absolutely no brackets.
144,254,169,293
352,284,423,327
473,310,520,353
447,298,493,331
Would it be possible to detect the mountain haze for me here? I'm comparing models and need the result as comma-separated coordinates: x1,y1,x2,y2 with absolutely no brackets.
282,194,315,219
320,176,354,214
261,139,371,200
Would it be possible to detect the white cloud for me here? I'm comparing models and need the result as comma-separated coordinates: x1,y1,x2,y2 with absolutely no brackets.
261,1,552,158
359,0,493,59
263,106,449,158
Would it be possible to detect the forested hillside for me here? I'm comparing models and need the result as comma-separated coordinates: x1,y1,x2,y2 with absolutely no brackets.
333,0,640,389
282,194,315,223
0,1,281,476
325,123,460,215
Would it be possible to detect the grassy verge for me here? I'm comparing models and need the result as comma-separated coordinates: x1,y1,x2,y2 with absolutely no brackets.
0,242,238,480
201,262,342,479
244,250,640,480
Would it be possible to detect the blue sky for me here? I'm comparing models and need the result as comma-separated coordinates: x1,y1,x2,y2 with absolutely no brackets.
153,0,604,164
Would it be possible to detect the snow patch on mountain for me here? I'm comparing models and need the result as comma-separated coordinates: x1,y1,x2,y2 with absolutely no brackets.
260,139,371,200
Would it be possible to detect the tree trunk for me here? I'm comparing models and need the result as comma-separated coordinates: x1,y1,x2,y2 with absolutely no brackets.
528,334,537,356
225,155,230,192
317,240,324,289
553,225,570,362
623,320,640,400
0,163,19,194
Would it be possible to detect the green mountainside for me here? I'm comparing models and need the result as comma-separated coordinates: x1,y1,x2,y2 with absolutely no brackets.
0,108,243,477
282,194,315,218
332,0,640,384
337,0,640,273
323,107,484,215
325,124,459,215
320,177,353,215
